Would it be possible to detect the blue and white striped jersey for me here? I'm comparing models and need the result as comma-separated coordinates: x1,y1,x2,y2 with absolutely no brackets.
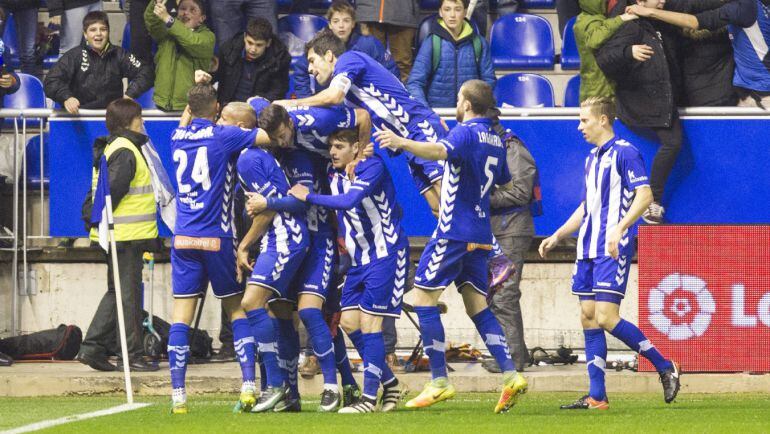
435,118,511,244
237,147,308,253
171,118,257,238
577,137,649,259
729,1,770,92
287,105,357,158
307,155,405,266
280,149,334,236
330,51,442,142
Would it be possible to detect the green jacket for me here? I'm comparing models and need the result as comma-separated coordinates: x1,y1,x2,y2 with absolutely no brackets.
573,0,624,102
144,1,215,111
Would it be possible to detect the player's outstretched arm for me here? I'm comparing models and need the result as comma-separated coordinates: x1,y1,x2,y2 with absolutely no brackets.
606,185,652,258
539,204,585,258
289,183,367,210
236,211,276,282
627,4,699,29
274,87,346,109
374,128,447,161
179,105,192,127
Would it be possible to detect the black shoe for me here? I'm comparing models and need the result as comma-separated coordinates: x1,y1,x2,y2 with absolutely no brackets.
77,353,116,372
211,346,236,362
0,350,13,366
342,384,361,407
660,361,681,403
116,358,159,372
482,358,502,373
559,394,609,410
273,387,302,413
319,388,341,412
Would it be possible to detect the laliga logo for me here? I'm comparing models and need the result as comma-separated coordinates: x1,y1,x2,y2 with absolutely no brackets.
648,273,715,341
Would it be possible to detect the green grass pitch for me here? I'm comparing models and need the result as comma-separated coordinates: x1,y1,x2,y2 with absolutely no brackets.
1,393,768,433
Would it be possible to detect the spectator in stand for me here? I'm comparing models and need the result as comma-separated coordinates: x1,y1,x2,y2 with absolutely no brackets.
557,0,581,38
145,0,214,111
485,108,540,373
210,0,277,49
356,0,420,81
44,11,153,114
129,0,159,64
624,0,761,107
46,0,103,54
574,0,638,101
595,0,711,224
212,17,290,104
294,0,399,98
467,0,491,36
679,28,736,107
406,0,495,108
0,0,41,77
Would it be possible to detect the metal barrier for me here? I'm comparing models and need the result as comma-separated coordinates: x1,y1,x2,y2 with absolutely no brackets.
1,106,768,336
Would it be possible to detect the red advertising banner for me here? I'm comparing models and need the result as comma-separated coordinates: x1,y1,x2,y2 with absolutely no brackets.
638,226,770,372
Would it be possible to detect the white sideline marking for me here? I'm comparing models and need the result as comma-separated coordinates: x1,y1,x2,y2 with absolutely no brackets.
2,403,151,434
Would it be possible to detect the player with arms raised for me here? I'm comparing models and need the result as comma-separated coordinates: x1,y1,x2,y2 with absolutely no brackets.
375,80,527,413
540,97,680,410
166,83,272,414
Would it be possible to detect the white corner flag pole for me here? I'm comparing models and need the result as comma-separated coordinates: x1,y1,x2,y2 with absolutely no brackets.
105,193,135,405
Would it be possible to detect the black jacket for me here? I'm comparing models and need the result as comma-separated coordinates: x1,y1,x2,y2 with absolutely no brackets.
46,0,100,16
44,42,154,109
679,27,736,106
213,33,291,104
0,0,41,11
596,18,682,128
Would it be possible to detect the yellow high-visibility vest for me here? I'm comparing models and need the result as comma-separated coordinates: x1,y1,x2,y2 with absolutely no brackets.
90,136,158,242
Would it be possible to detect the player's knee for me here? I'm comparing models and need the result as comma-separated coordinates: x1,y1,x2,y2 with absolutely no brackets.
298,307,321,325
339,316,357,334
596,311,619,331
412,287,438,307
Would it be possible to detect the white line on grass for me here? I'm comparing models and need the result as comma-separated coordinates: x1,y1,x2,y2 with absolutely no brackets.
2,403,151,434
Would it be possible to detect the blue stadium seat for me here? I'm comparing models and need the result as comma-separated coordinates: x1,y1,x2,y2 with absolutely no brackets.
311,0,334,8
420,0,441,10
520,0,556,8
490,14,554,69
494,73,554,108
135,87,156,109
278,14,328,66
25,133,50,189
416,14,481,48
564,74,580,107
2,14,21,69
561,17,579,70
4,73,46,109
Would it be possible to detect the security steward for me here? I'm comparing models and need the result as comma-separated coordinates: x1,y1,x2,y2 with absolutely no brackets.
77,98,160,372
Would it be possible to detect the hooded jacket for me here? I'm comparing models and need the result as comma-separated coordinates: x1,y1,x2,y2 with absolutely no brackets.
214,32,291,104
355,0,420,28
573,0,625,101
44,42,154,108
144,1,215,111
406,17,495,108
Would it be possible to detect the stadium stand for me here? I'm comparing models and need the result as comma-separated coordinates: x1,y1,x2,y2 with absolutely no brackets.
278,14,329,65
4,73,46,110
490,14,554,69
415,13,481,48
563,74,580,107
560,17,579,70
2,14,20,70
24,133,49,189
520,0,556,9
494,73,555,107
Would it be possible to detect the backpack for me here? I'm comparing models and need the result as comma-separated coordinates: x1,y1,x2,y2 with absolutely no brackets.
429,33,483,82
0,324,82,360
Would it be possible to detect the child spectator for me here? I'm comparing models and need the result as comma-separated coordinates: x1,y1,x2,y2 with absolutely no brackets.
46,0,103,54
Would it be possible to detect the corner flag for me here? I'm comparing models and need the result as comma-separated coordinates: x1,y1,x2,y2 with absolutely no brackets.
89,154,136,404
90,156,112,252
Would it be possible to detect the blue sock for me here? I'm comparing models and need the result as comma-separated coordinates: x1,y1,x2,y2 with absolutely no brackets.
275,317,300,398
414,306,448,380
168,323,190,392
349,329,395,385
610,319,672,372
361,332,386,400
299,308,337,387
334,328,357,387
232,318,256,385
246,308,283,388
472,308,516,373
584,328,607,401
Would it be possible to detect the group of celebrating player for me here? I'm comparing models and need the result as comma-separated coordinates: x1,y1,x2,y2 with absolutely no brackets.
162,27,681,416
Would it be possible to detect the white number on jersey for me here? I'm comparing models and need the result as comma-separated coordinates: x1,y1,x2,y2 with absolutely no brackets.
481,156,499,198
174,147,211,193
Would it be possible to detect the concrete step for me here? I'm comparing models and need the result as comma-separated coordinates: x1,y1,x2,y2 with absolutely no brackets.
2,360,768,397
